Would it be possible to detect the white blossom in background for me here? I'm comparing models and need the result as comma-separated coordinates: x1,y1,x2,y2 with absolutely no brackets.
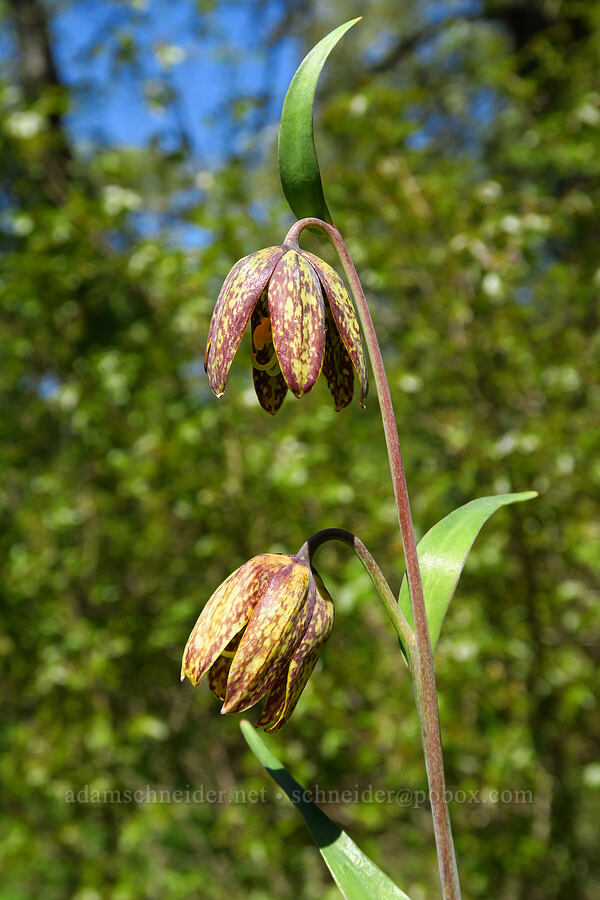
102,185,142,216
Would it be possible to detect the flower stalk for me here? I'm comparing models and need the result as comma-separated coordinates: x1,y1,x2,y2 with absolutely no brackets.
285,218,462,900
299,527,414,663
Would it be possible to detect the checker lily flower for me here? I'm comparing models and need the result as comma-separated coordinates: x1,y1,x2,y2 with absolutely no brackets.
205,242,368,414
181,552,334,732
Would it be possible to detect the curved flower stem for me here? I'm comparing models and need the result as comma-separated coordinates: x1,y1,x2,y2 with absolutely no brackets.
285,218,462,900
299,527,415,664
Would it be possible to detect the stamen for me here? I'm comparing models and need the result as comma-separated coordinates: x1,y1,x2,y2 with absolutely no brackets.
251,351,281,375
253,317,272,351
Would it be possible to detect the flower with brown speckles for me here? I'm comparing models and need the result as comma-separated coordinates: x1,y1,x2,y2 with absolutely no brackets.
181,552,334,732
205,242,368,414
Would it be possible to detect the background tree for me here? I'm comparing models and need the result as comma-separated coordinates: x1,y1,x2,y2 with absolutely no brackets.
1,1,598,898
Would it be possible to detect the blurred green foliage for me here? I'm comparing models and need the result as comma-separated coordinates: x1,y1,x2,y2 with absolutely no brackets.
1,1,599,899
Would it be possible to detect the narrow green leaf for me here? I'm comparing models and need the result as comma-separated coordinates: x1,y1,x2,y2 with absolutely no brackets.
279,18,362,223
240,720,411,900
399,492,538,652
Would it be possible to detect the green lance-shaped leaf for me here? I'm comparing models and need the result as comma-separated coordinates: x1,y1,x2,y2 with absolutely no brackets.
279,18,362,223
240,721,412,900
398,492,538,653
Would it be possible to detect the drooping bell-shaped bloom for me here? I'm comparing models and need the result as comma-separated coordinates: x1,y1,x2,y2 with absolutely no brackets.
181,553,334,732
205,243,368,414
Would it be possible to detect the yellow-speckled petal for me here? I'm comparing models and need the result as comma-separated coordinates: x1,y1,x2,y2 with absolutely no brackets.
255,581,319,730
251,291,288,414
207,632,242,700
206,246,286,396
260,573,334,732
223,580,316,715
221,654,286,715
222,559,311,712
322,301,354,410
300,250,368,407
207,654,232,701
205,262,238,370
181,553,290,685
254,660,289,726
268,250,325,398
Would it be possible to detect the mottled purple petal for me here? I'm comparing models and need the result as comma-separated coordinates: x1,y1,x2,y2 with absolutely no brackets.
223,559,311,712
251,291,288,414
259,574,334,732
300,250,368,407
252,368,288,415
204,262,238,370
206,246,286,396
221,655,285,715
181,553,290,685
268,249,325,398
223,580,317,715
206,632,243,700
207,654,232,701
254,659,291,726
322,301,355,410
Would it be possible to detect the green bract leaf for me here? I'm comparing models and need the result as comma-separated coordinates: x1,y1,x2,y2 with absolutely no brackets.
240,720,411,900
279,18,362,223
398,492,538,652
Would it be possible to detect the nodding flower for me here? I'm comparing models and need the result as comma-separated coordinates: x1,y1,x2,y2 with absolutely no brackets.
204,241,368,414
181,552,334,732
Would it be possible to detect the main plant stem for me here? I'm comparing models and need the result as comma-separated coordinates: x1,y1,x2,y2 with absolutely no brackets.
285,218,462,900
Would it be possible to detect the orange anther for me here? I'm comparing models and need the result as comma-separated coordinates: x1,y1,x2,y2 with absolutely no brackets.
253,316,272,350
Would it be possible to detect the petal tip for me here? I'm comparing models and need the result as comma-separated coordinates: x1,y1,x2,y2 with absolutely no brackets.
221,692,244,715
183,668,200,686
206,368,226,398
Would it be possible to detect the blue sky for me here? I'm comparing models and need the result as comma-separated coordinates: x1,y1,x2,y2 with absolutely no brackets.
2,0,491,247
51,0,301,166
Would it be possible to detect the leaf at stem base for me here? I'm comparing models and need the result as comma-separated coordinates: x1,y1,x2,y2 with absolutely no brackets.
240,720,412,900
